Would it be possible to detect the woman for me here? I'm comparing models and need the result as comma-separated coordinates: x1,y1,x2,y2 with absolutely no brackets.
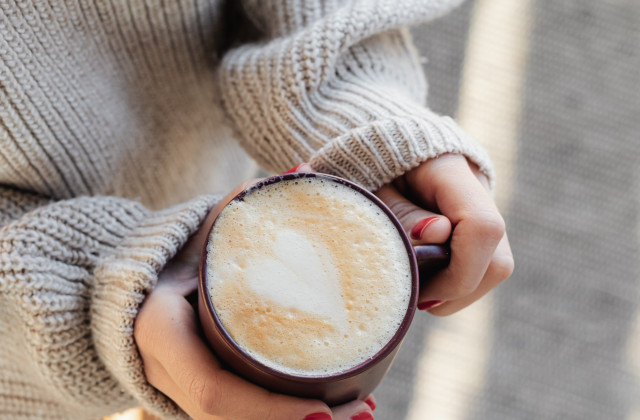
0,1,513,419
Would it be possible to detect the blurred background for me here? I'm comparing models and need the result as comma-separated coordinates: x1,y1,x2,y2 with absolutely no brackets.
108,0,639,419
373,0,640,419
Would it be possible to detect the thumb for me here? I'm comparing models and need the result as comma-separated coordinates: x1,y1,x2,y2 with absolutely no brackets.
375,184,451,244
141,289,332,420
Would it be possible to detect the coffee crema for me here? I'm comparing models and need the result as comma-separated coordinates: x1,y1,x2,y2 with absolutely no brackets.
206,177,411,376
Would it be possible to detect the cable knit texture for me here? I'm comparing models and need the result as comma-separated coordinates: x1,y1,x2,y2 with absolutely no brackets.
0,0,492,418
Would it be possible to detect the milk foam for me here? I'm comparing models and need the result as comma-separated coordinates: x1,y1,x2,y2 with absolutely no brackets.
243,228,347,326
207,177,412,376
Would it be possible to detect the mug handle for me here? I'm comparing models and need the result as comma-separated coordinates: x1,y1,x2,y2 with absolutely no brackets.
414,244,450,285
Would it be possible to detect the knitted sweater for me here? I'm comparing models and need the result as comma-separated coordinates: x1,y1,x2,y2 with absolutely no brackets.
0,1,492,418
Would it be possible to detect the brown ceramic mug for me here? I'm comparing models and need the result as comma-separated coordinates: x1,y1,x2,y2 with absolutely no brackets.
198,172,449,406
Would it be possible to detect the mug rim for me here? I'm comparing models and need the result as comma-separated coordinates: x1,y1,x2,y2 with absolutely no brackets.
198,172,419,384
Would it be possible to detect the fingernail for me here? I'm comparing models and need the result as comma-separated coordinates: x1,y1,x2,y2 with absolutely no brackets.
283,163,307,174
364,397,376,411
304,413,332,420
418,300,444,311
411,217,439,240
351,412,374,420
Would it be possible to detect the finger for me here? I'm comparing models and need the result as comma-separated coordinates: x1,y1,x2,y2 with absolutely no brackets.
375,184,451,244
331,399,373,420
406,155,505,303
363,395,376,412
428,233,514,315
145,292,330,420
145,368,226,420
283,163,313,174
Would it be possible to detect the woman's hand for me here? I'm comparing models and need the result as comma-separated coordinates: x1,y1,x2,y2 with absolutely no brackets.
375,154,514,315
134,177,375,420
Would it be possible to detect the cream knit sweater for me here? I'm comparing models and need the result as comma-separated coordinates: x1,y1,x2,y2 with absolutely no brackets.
0,1,492,419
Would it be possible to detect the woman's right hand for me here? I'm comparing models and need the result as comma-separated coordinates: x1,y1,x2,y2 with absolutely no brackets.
134,174,376,420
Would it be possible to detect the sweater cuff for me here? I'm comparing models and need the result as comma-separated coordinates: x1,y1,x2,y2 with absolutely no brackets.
91,194,220,419
309,112,495,192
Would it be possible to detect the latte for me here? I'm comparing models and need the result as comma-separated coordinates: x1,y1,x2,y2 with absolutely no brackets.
205,176,412,376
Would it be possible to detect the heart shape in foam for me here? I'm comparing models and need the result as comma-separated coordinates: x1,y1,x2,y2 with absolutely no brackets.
243,229,346,324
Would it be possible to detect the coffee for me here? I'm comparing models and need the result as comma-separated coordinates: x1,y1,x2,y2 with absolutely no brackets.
205,176,412,376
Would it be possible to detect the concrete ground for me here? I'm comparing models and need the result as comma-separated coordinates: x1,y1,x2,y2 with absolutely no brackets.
372,1,640,419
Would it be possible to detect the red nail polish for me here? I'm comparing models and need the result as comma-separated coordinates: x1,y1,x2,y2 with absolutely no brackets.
283,163,307,174
411,217,439,240
418,300,444,311
351,412,374,420
364,397,376,411
304,413,332,420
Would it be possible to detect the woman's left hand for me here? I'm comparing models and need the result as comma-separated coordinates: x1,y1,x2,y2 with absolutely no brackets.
375,154,514,315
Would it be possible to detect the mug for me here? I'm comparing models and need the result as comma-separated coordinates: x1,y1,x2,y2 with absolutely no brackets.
198,172,449,406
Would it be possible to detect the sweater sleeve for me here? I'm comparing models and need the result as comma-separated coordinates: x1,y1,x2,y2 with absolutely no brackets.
218,0,494,191
0,185,220,419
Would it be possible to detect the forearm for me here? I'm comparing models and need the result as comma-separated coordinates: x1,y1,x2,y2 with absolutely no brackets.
0,189,220,419
219,0,493,190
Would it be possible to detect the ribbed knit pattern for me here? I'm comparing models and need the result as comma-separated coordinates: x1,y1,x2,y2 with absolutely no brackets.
0,194,218,419
219,0,494,190
0,0,493,418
